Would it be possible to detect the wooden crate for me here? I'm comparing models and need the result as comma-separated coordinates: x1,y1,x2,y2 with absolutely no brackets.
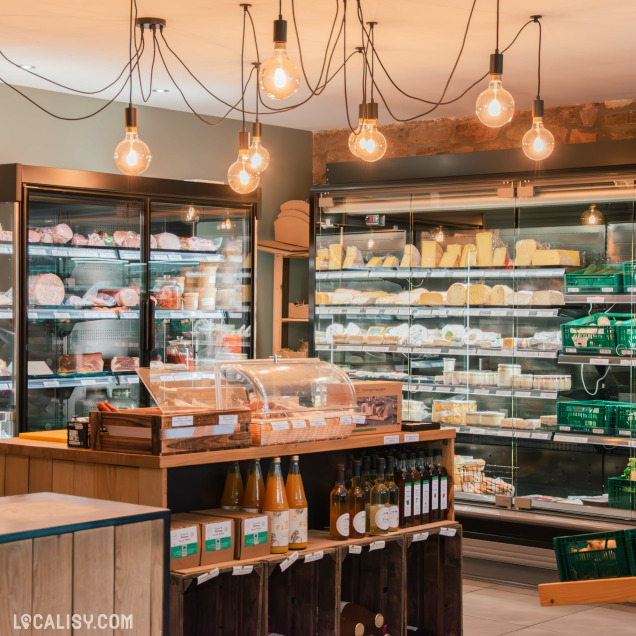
170,563,264,636
90,407,251,455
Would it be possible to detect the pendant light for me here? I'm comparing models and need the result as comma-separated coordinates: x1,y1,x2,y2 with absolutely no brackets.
522,16,554,161
113,104,152,175
259,1,300,100
581,204,604,225
228,130,260,194
348,103,366,159
434,227,445,242
247,64,271,174
476,0,515,127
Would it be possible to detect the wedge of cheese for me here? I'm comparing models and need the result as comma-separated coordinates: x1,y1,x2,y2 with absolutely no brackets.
439,245,462,268
343,246,364,269
468,284,492,305
492,247,510,267
383,255,399,267
531,249,580,267
409,289,428,305
505,290,534,306
315,292,329,305
328,244,344,270
418,291,446,305
332,291,355,304
316,248,329,270
514,239,544,267
400,244,421,268
396,290,412,305
460,244,477,268
366,256,383,267
447,283,468,305
532,290,565,306
489,284,513,305
476,232,494,267
421,240,444,268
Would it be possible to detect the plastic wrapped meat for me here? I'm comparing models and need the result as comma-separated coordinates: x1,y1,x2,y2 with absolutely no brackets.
115,287,140,307
37,228,54,243
113,230,135,246
58,353,104,375
28,230,41,243
111,356,139,372
52,223,73,244
29,273,65,306
0,231,12,242
88,233,105,246
153,232,181,250
72,234,89,246
150,234,158,249
122,235,141,248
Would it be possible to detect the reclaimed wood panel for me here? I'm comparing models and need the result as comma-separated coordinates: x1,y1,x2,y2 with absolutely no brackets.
115,521,152,636
0,539,32,635
73,526,115,636
138,467,166,507
51,459,74,495
5,454,29,495
149,518,165,636
32,533,72,635
28,457,53,493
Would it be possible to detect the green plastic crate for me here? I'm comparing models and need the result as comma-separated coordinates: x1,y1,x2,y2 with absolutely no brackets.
607,402,636,437
561,313,631,354
554,530,635,582
564,268,622,293
556,400,613,435
620,261,636,292
615,318,636,354
608,476,636,511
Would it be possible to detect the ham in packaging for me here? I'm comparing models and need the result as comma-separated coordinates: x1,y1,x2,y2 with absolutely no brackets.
29,273,65,306
58,353,104,375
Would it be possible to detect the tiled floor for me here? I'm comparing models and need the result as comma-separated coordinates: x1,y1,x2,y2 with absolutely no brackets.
463,578,636,636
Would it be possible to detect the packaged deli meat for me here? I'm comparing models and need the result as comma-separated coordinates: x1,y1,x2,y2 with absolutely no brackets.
37,228,54,243
122,235,141,248
115,287,140,307
52,223,73,244
28,229,41,243
150,234,158,249
0,231,13,242
29,273,65,306
72,233,89,246
113,230,137,246
153,232,181,250
88,233,105,246
110,356,139,372
58,353,104,374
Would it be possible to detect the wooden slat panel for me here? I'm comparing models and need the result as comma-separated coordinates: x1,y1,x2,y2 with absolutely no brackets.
149,519,165,636
115,521,152,636
138,468,166,507
0,539,32,635
0,452,5,495
5,454,29,495
114,466,139,504
73,526,115,636
28,457,52,493
539,576,636,606
33,534,72,635
51,460,74,495
73,462,108,500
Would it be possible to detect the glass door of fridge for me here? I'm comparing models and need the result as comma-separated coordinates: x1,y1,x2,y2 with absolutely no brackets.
149,201,253,369
24,190,145,431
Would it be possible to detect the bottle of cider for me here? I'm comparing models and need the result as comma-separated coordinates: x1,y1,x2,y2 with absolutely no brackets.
330,464,350,540
221,461,244,511
263,458,289,553
286,455,308,549
242,459,265,513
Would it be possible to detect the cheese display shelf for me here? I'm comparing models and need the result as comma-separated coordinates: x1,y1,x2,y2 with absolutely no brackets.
310,153,636,526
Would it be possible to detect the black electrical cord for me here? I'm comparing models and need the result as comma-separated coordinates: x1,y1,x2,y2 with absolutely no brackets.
342,0,359,134
496,0,500,52
536,17,542,99
136,28,158,103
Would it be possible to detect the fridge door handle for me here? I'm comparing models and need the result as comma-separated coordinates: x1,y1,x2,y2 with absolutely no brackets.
145,298,155,352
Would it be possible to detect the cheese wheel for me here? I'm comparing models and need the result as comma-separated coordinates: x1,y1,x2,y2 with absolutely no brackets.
446,283,468,305
315,292,329,305
514,239,544,267
409,289,428,305
492,246,510,267
476,232,494,267
382,256,399,267
460,244,477,268
419,291,446,305
328,244,344,269
505,290,533,306
489,284,513,305
468,284,491,305
439,245,462,268
316,248,329,270
343,246,364,269
366,256,383,267
396,291,412,305
532,290,565,306
531,250,580,267
400,244,421,268
421,241,444,267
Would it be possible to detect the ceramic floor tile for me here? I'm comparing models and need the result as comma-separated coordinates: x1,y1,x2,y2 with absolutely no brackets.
464,583,485,594
463,615,518,636
489,583,539,597
500,627,564,635
606,603,636,614
535,605,636,636
462,577,497,589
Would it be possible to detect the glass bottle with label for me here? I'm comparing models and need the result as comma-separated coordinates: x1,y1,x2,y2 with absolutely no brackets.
345,453,355,490
385,456,400,532
242,459,265,513
369,457,390,535
349,459,366,538
394,453,412,528
286,455,308,549
429,450,440,522
263,457,289,553
360,455,372,531
330,464,350,540
435,449,449,520
221,461,244,511
418,451,431,525
408,453,422,527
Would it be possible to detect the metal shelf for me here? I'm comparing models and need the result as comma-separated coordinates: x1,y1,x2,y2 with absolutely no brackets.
316,306,561,318
150,250,225,263
27,372,139,390
316,267,566,281
29,244,121,259
564,294,635,304
405,382,559,400
28,309,122,321
156,309,225,320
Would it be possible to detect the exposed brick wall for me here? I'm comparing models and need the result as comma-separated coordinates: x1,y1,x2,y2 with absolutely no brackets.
312,98,636,183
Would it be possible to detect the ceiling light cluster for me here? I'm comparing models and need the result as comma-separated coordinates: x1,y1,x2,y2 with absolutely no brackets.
0,0,558,192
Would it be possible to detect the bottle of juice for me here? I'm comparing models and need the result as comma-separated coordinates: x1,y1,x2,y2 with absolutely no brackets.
330,464,350,540
263,458,289,553
286,455,308,549
242,459,265,513
221,461,244,511
349,459,366,538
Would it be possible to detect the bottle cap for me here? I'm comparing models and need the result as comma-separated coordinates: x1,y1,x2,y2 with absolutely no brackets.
273,457,281,463
291,455,299,460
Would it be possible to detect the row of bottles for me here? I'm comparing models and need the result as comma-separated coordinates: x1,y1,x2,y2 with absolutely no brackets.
340,602,389,636
331,448,448,539
221,456,308,553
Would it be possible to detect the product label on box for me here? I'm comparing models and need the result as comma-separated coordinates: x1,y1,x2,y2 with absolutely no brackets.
172,415,194,428
244,516,268,546
388,505,399,529
422,480,430,514
404,484,412,518
431,476,439,510
289,508,308,546
440,477,448,510
205,521,232,552
413,481,422,517
353,510,366,534
265,510,289,550
219,414,238,426
170,526,198,558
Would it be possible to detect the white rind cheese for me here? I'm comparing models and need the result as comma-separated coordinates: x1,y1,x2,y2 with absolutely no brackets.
489,284,514,305
446,282,468,305
532,290,565,306
400,244,421,267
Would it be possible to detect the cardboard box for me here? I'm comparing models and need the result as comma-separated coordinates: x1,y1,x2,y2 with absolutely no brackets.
194,508,270,560
173,513,233,566
288,302,309,319
170,517,201,570
352,381,402,434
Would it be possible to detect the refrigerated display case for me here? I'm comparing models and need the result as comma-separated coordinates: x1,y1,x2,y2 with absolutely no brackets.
0,164,258,432
309,141,636,532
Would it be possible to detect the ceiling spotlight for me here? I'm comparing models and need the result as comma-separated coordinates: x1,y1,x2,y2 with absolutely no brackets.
581,204,604,225
152,88,169,93
113,105,151,176
20,65,35,70
434,227,445,242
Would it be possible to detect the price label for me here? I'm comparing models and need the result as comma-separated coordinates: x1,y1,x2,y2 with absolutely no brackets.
439,527,457,537
412,532,429,542
586,296,605,303
172,415,194,428
197,568,219,585
348,545,362,555
620,358,636,366
80,379,97,386
339,415,352,426
541,392,556,398
601,287,614,293
468,427,486,435
232,565,253,576
384,435,400,445
554,434,588,444
304,551,324,563
54,312,71,319
567,286,580,292
531,432,552,440
352,414,365,425
516,391,531,397
404,433,419,443
51,248,68,256
270,420,289,431
474,388,489,395
309,418,326,427
347,308,361,314
498,430,513,437
589,358,609,365
43,380,59,388
367,308,380,314
369,540,385,552
279,550,299,572
291,419,307,429
629,440,636,448
496,390,509,396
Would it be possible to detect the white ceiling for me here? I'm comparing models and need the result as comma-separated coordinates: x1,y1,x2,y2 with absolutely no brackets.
1,0,635,131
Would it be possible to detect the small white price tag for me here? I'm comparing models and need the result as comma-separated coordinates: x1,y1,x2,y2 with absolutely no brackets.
279,550,299,572
219,414,238,426
440,527,457,537
54,312,71,319
384,435,400,445
197,568,219,585
80,379,97,386
620,358,636,366
43,380,59,388
554,434,588,444
404,433,419,443
309,418,326,427
304,551,324,563
540,392,555,398
586,296,605,303
291,419,307,429
172,415,194,428
339,415,352,426
367,308,380,314
348,545,362,555
412,532,429,543
468,427,486,435
232,565,253,576
531,432,552,440
352,415,366,425
270,420,289,431
496,390,509,396
589,358,609,365
516,391,531,397
369,540,385,552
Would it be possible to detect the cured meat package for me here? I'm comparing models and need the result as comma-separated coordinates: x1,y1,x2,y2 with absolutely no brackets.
58,353,104,374
29,273,65,306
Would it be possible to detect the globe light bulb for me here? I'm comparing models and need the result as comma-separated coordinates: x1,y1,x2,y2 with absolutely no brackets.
581,204,604,226
259,18,300,100
246,123,270,174
114,106,151,176
476,74,515,127
348,105,366,158
353,122,387,162
522,100,555,161
435,227,444,242
228,131,259,194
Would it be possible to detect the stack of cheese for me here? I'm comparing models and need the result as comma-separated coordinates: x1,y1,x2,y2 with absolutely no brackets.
317,243,422,270
513,239,580,267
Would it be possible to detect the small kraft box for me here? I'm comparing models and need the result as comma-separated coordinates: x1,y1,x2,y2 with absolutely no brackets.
67,417,91,448
195,508,270,560
288,302,309,320
351,381,402,434
173,513,234,566
170,517,201,570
